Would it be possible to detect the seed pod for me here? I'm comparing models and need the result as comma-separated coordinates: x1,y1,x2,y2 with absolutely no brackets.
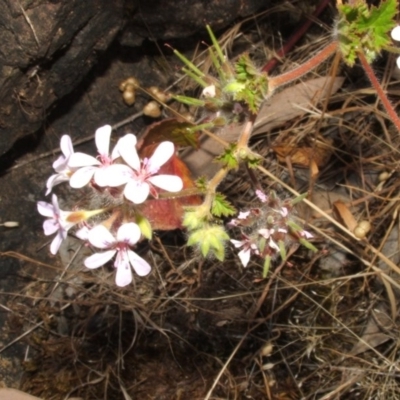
119,77,139,92
378,171,390,182
122,89,136,106
143,101,161,118
354,220,371,239
148,86,169,103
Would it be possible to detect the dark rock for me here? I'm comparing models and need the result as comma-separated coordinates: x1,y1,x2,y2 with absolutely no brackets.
0,0,125,156
121,0,267,46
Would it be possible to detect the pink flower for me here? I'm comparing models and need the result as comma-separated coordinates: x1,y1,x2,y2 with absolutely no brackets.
37,194,76,255
230,237,259,267
299,229,313,239
68,125,121,188
108,134,183,204
255,189,268,203
46,135,75,195
84,223,151,287
258,228,280,252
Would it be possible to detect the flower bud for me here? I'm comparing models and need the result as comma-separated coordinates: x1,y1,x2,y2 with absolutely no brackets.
119,77,139,92
122,89,136,106
148,86,169,103
143,101,161,118
354,220,371,239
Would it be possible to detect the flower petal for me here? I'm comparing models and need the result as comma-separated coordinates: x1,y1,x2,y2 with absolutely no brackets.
52,155,68,171
69,152,100,168
60,135,74,158
76,226,90,241
51,194,61,214
124,180,150,204
69,167,96,188
118,134,140,171
93,167,112,187
37,201,54,217
397,56,400,70
117,223,141,245
238,248,251,268
87,225,116,248
43,219,58,236
230,239,244,248
115,250,133,287
148,175,183,192
95,125,112,156
127,250,151,276
269,238,280,252
84,250,116,269
46,173,70,195
258,228,271,239
103,164,132,186
50,233,64,255
391,26,400,41
148,141,174,172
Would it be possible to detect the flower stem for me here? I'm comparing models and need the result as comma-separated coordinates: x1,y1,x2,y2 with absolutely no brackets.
358,50,400,133
269,41,338,91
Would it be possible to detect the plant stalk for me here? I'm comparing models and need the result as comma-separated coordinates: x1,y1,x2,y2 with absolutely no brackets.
269,41,339,91
358,50,400,133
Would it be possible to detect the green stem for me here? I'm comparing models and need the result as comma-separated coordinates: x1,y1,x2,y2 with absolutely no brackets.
358,50,400,133
269,41,338,91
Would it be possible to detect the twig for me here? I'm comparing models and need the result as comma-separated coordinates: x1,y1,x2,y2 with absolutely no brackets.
17,0,40,47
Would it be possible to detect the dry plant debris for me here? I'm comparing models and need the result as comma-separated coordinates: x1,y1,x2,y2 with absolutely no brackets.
1,1,400,399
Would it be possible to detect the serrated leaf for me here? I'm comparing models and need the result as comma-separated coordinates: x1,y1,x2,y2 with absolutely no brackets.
211,193,236,217
216,144,239,169
337,0,397,65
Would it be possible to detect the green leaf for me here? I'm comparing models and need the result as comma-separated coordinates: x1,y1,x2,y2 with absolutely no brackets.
172,95,205,107
262,255,271,278
211,193,236,218
299,238,318,252
136,214,153,240
337,0,397,65
187,225,230,261
216,144,239,169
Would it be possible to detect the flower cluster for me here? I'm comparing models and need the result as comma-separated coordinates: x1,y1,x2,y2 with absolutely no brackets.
228,190,315,277
391,26,400,69
37,125,183,286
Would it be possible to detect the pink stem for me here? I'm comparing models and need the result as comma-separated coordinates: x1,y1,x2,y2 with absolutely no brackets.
358,51,400,133
268,41,338,91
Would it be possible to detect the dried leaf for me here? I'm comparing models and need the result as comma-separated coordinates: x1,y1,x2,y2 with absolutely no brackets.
138,118,200,149
310,159,319,180
333,200,358,232
272,142,332,168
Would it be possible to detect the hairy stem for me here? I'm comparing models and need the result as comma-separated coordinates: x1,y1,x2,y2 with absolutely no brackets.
269,41,339,91
358,50,400,133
